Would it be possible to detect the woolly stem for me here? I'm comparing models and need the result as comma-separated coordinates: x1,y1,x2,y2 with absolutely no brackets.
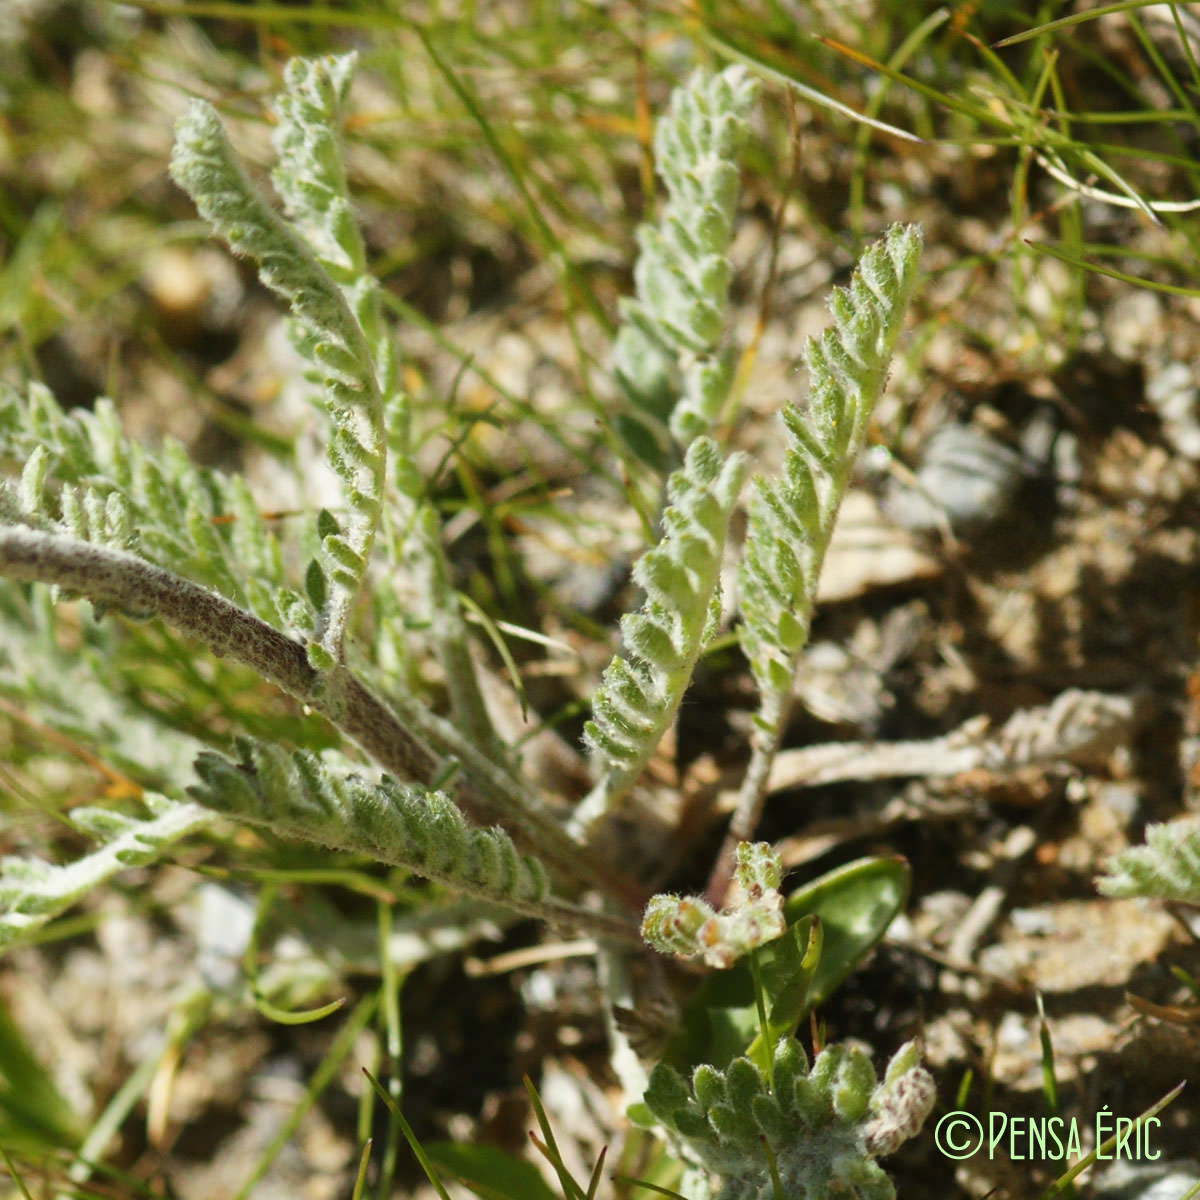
706,666,790,906
0,525,641,909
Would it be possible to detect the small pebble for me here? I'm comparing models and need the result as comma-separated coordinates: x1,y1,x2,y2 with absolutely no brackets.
885,424,1025,533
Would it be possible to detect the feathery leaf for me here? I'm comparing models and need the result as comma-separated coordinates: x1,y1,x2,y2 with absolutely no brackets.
1098,818,1200,905
614,66,759,460
0,797,211,951
189,738,547,904
0,384,290,624
739,225,922,737
170,82,385,663
575,438,746,830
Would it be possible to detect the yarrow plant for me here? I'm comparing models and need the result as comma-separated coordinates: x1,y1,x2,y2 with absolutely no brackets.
637,1036,936,1200
0,54,929,1196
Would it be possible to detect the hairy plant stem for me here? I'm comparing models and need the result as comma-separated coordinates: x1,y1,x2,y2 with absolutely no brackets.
0,525,643,918
705,690,789,907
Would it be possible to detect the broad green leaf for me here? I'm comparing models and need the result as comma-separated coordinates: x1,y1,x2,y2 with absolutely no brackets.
425,1141,560,1200
0,998,85,1151
745,914,821,1074
783,856,910,1009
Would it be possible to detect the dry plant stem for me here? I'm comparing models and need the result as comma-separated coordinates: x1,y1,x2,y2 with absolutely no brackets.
0,525,641,913
763,689,1145,791
707,689,1140,902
